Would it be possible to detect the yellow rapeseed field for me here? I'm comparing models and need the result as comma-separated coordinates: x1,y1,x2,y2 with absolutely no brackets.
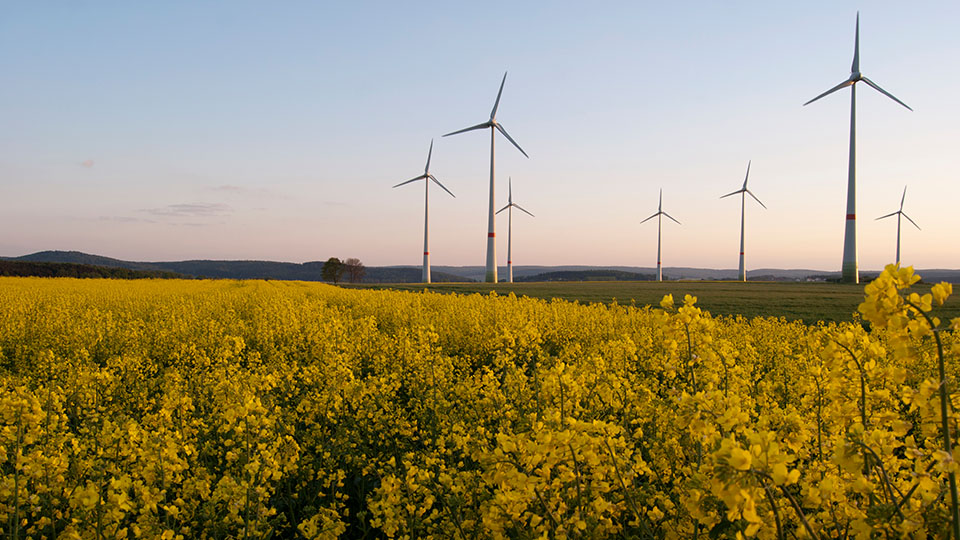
1,266,958,539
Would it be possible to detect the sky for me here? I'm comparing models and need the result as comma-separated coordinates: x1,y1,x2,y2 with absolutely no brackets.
2,1,958,271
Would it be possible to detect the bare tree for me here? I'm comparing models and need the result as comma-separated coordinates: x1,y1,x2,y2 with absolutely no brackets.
344,258,366,283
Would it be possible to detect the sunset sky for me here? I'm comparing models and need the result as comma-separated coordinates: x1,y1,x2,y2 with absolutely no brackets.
2,2,958,270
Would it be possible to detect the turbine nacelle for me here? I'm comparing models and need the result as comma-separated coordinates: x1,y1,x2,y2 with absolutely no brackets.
443,72,529,158
640,189,681,226
393,140,455,198
496,177,535,217
876,186,920,230
803,13,912,112
720,161,766,208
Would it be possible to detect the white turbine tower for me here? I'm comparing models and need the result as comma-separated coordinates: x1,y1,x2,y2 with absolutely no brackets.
443,72,529,283
392,139,455,283
495,177,535,283
875,186,920,265
804,12,912,283
720,161,766,282
640,189,681,282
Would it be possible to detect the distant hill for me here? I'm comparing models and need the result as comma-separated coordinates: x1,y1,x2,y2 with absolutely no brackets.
429,265,849,282
1,251,476,283
515,269,656,282
362,267,476,283
12,250,159,271
5,251,959,283
0,260,183,279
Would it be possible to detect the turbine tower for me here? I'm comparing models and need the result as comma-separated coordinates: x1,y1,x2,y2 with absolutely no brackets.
720,160,766,282
444,72,529,283
804,12,912,283
392,139,455,283
495,177,535,283
875,185,920,265
640,189,681,282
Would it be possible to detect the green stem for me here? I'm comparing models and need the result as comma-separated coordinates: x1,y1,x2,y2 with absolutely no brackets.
906,299,960,539
754,470,819,540
602,438,648,535
685,324,697,394
852,441,905,520
12,403,23,540
756,473,784,540
835,341,868,429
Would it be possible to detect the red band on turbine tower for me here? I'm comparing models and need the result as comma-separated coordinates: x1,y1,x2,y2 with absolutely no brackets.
487,232,495,238
507,260,512,264
846,214,856,220
423,252,429,256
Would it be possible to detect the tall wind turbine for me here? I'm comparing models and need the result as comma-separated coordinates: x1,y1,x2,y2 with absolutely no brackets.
804,12,912,283
720,161,766,282
640,189,681,282
875,185,920,265
392,139,455,283
495,177,534,283
444,72,529,283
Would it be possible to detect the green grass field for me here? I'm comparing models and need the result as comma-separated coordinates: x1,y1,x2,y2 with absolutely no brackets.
347,280,960,324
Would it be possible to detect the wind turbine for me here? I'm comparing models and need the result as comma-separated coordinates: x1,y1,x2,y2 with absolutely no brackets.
392,139,455,283
640,189,681,282
495,177,534,283
875,186,919,265
804,12,912,284
720,160,766,282
444,72,529,283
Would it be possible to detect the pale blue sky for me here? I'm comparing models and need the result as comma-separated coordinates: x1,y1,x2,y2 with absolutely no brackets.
2,2,958,270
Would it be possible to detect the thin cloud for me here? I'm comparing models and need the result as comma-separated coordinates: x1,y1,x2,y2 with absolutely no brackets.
172,221,224,228
99,216,157,224
141,203,232,218
205,184,281,199
209,184,245,194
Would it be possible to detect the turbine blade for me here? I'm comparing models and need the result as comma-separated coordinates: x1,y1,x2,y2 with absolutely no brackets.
663,212,682,225
875,211,898,220
514,203,535,217
496,204,510,215
393,175,427,188
508,177,513,203
490,72,507,120
639,212,659,224
861,77,913,111
495,123,529,158
746,190,767,209
902,212,921,230
852,12,860,74
720,189,744,199
803,79,854,106
430,175,456,198
743,160,751,189
900,185,907,210
443,121,491,137
424,139,433,174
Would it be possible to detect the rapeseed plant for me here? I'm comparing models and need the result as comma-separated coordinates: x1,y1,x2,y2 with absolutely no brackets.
0,271,957,538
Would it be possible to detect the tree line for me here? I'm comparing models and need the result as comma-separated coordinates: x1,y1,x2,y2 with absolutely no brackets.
322,257,365,284
0,261,184,279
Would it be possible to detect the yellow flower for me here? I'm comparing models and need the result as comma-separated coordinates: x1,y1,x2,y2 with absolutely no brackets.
727,447,752,471
932,282,953,306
